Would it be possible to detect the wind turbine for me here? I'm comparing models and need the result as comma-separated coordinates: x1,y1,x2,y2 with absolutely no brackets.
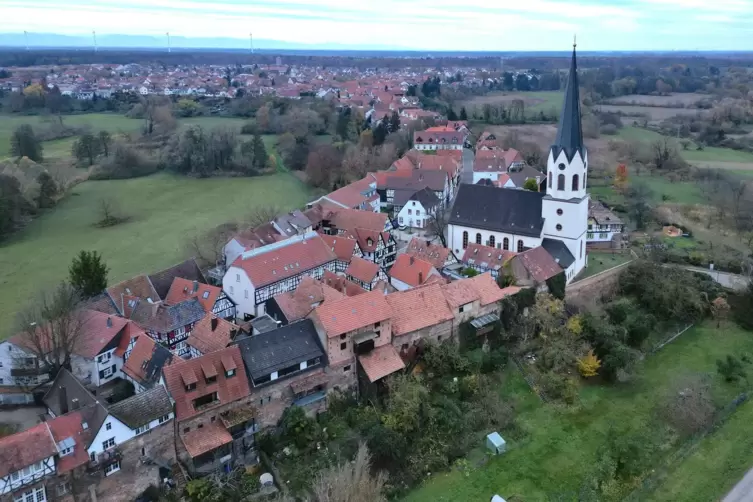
93,30,98,52
166,32,171,53
250,32,254,54
24,30,29,51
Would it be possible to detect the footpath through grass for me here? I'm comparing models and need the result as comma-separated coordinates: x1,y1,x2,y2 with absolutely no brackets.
0,172,312,339
403,323,753,502
575,252,632,281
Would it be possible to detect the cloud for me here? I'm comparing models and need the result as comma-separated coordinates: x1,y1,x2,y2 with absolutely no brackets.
0,0,751,50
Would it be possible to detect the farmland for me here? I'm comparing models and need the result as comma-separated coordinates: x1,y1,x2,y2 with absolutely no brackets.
460,91,563,117
597,104,706,122
0,171,312,339
602,93,709,107
403,322,753,502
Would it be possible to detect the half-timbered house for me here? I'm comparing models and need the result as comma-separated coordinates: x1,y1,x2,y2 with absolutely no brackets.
130,298,207,358
165,278,236,320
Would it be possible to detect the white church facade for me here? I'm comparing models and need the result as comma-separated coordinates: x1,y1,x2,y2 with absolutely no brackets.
447,44,589,284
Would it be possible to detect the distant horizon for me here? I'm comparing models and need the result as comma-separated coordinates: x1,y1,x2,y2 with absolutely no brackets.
3,0,753,52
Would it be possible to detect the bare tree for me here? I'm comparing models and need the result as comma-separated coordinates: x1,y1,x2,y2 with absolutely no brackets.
186,222,240,269
425,204,449,249
246,205,282,229
658,373,715,437
310,443,387,502
96,198,126,227
16,283,85,378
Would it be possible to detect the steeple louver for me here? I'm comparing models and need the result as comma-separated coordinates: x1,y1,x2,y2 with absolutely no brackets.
552,43,584,161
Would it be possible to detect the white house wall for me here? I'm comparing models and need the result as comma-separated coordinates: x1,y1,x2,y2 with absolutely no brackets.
448,223,542,258
88,415,134,457
0,456,56,495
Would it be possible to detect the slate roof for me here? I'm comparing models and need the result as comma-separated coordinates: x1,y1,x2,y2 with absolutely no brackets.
43,368,101,420
541,238,576,269
408,187,440,210
235,319,324,382
132,298,206,334
108,386,173,428
148,258,206,300
449,184,545,238
0,422,57,478
553,45,585,161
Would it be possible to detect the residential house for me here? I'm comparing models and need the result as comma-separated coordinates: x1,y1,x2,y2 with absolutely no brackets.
234,320,328,424
508,247,566,291
186,316,239,358
587,201,625,248
106,275,159,318
318,209,397,269
388,254,443,291
396,188,440,229
379,170,451,210
163,346,255,476
0,337,51,405
344,257,383,291
222,232,338,320
472,149,540,189
165,278,236,320
461,243,517,278
0,422,58,501
130,298,207,358
271,210,314,238
310,290,396,392
404,237,454,270
121,334,174,394
440,273,519,336
267,276,345,326
319,234,360,273
148,259,207,301
413,129,465,151
69,311,130,389
386,285,454,358
320,271,368,297
309,175,380,213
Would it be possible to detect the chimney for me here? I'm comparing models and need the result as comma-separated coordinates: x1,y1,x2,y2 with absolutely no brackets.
106,317,112,328
409,256,415,265
59,385,69,415
192,281,199,293
72,398,80,410
211,317,218,331
418,271,424,284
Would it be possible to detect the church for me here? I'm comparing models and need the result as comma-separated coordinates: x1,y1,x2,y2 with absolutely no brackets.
447,44,589,283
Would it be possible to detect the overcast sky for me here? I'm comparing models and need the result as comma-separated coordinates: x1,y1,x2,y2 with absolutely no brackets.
2,0,753,51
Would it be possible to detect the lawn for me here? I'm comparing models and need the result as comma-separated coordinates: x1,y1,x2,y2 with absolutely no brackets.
403,323,753,502
0,172,312,339
576,252,632,281
461,91,563,118
646,398,753,501
0,113,249,159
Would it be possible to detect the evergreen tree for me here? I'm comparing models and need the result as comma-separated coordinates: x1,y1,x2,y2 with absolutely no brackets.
373,122,388,146
69,250,109,298
98,131,112,157
389,110,401,133
36,171,57,209
459,107,468,121
447,107,458,121
252,134,267,170
10,124,43,161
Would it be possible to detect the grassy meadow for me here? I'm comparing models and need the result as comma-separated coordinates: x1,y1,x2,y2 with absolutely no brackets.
403,323,753,502
0,172,312,339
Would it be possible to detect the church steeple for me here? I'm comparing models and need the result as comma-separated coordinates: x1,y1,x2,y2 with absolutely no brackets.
552,41,584,160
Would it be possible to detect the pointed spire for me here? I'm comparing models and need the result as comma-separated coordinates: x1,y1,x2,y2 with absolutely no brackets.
552,41,584,159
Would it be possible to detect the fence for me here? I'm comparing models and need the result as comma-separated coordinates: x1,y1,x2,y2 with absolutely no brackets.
510,356,548,403
623,392,750,502
649,323,695,354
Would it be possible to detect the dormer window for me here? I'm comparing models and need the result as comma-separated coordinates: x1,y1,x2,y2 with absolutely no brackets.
185,382,196,392
225,369,236,378
202,291,210,299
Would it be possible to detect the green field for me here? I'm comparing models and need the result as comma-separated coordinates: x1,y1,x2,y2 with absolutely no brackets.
576,252,632,281
461,91,563,119
403,323,753,502
0,113,250,159
0,172,312,338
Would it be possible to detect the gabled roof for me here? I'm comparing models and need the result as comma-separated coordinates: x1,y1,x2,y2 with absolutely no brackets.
441,279,481,308
466,272,518,306
345,256,380,284
121,334,175,387
75,310,129,358
165,278,222,312
386,284,454,336
108,386,173,429
449,184,545,238
327,207,388,233
231,233,337,288
405,237,451,270
462,243,517,273
321,270,368,297
47,409,93,473
131,297,206,334
512,247,564,283
408,187,440,210
235,319,324,382
148,259,206,300
180,422,233,458
163,345,250,421
186,314,238,355
358,344,405,383
319,234,358,262
272,276,345,324
312,290,392,338
0,422,57,478
388,254,436,288
107,275,159,314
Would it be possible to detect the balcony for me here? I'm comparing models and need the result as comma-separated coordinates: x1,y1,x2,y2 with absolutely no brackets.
207,265,225,285
89,448,122,471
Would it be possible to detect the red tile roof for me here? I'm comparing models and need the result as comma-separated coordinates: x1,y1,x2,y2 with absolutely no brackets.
312,290,392,338
462,243,517,272
165,278,221,312
272,276,345,323
319,234,358,262
466,273,516,305
345,256,379,284
388,254,436,288
358,344,405,382
47,411,91,473
0,422,57,478
386,284,454,336
186,314,239,355
321,270,368,297
180,422,233,458
328,207,388,234
107,275,159,311
114,322,146,358
514,247,564,283
405,237,451,270
231,234,337,288
121,334,175,385
441,279,481,308
163,346,251,421
73,310,130,359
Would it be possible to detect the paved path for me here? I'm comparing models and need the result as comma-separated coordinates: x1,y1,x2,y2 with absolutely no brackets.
679,266,750,291
724,468,753,502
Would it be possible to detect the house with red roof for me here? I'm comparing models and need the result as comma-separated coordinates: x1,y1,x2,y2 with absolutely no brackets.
413,128,466,151
222,231,338,320
0,422,58,501
344,256,383,291
461,243,517,278
267,276,345,325
385,285,454,358
388,254,442,291
165,278,236,321
317,207,397,269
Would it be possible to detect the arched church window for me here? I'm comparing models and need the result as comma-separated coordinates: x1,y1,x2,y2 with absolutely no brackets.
580,240,583,259
548,171,552,189
583,174,586,190
503,238,509,250
489,235,495,248
462,231,468,249
517,240,524,252
572,174,579,191
557,174,565,191
475,233,482,245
